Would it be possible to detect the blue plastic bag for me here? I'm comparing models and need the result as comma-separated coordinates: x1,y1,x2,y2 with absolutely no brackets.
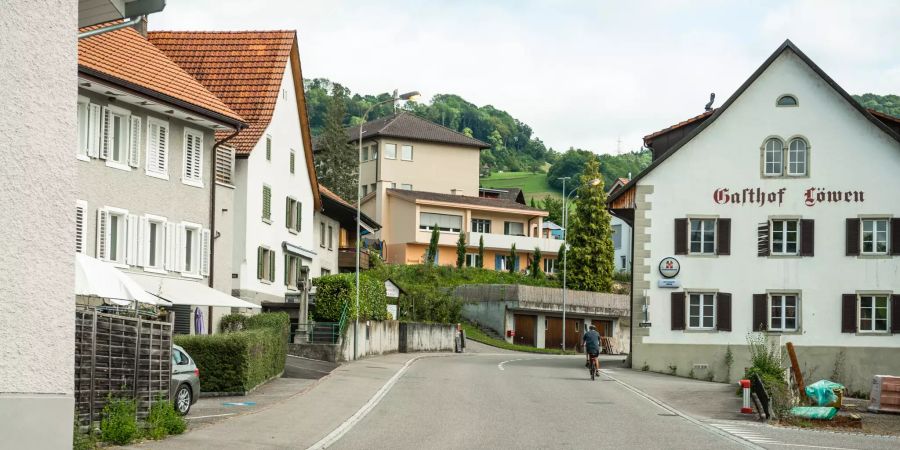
805,380,844,406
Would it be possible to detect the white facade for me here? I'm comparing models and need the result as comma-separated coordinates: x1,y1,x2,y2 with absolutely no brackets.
311,211,340,277
610,215,632,272
628,44,900,391
232,59,316,306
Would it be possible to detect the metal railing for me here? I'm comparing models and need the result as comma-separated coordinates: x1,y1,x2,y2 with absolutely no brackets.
286,301,352,345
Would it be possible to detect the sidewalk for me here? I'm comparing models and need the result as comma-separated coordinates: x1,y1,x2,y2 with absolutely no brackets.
129,353,434,449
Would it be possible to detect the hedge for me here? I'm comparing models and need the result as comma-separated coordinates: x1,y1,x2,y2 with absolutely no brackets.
312,274,388,322
174,312,289,393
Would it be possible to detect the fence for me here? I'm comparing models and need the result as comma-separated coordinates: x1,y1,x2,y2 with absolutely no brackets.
74,309,173,426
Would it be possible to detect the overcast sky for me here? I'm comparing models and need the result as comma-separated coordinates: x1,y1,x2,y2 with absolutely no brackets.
150,0,900,155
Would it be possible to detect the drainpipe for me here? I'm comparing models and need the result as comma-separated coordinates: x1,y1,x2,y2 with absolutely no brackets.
78,16,144,39
208,129,241,333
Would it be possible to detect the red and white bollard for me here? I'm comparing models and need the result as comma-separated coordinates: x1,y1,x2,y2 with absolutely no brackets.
740,379,753,414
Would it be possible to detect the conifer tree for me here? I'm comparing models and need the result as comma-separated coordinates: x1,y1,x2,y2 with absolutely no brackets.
426,225,440,266
477,235,485,268
456,230,466,268
314,85,357,200
530,247,542,278
566,160,615,292
509,244,517,274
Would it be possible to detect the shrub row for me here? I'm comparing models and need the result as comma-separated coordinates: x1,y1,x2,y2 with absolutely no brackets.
175,312,289,393
312,274,389,322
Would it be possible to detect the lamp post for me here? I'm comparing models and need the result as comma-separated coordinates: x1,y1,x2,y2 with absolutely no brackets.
355,90,419,360
559,176,600,351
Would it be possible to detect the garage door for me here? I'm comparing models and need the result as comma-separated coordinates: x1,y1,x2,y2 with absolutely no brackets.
514,314,536,347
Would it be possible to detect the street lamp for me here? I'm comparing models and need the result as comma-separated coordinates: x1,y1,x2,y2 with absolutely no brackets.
355,90,419,360
559,176,600,351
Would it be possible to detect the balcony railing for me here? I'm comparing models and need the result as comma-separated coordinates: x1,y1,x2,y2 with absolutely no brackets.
338,247,370,270
467,231,560,254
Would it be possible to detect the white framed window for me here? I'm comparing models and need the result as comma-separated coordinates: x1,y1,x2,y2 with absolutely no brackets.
688,293,715,330
465,253,480,267
859,295,889,333
146,117,169,179
769,293,799,332
75,200,87,254
327,225,333,250
142,214,167,272
777,95,798,107
182,127,204,187
543,258,557,274
401,144,413,161
262,185,272,223
286,197,301,233
861,219,889,255
101,106,132,170
289,149,296,174
471,219,491,233
96,207,128,265
384,143,397,159
257,246,275,282
371,144,378,160
504,221,525,236
179,222,203,277
787,138,807,176
360,146,369,162
401,183,413,190
689,218,716,254
612,224,622,250
420,212,462,232
763,138,783,176
771,219,799,255
319,221,326,248
285,254,302,289
620,255,626,269
76,97,91,160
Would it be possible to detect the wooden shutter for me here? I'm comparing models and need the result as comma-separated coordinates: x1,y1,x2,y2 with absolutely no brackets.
841,294,857,333
77,102,89,157
266,136,272,160
215,146,234,184
164,222,177,271
269,250,276,282
125,214,138,266
99,107,111,160
671,292,686,330
891,295,900,334
283,254,290,286
75,201,87,254
286,198,292,229
263,186,271,220
716,218,731,255
184,133,196,182
297,202,302,232
716,293,732,331
674,218,687,255
192,133,203,181
799,219,815,257
846,218,860,256
290,151,295,174
96,209,108,260
757,222,770,257
257,247,265,280
200,229,211,276
128,116,141,168
88,104,101,158
752,294,768,331
891,219,900,256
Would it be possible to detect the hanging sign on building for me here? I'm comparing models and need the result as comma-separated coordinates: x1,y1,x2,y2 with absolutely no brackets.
658,257,680,278
713,187,865,207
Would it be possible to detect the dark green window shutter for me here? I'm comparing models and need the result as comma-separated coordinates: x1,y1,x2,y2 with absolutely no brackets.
266,136,272,161
289,151,295,173
284,254,289,286
269,250,276,282
296,203,302,232
286,197,292,228
257,247,264,280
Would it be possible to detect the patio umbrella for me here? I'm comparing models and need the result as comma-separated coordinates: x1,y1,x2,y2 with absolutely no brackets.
194,307,204,334
74,254,163,306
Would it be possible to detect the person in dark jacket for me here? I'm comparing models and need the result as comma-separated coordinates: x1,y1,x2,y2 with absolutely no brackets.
583,325,601,371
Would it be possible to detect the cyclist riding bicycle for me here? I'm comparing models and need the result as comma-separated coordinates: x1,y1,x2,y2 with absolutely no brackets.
582,325,601,372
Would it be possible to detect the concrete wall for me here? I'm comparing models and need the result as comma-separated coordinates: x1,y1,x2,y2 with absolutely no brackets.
399,322,457,353
0,1,75,447
341,320,400,361
290,320,457,362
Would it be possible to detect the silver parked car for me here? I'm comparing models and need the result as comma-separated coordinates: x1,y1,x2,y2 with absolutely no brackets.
171,344,200,415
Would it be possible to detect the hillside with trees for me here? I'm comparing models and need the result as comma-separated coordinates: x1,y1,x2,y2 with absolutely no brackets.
854,93,900,118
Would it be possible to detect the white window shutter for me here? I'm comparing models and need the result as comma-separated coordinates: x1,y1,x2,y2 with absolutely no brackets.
158,123,168,173
183,133,194,180
96,208,108,260
75,201,87,254
139,216,149,267
88,104,101,158
200,228,211,276
125,214,138,265
99,107,111,160
77,103,88,157
164,222,176,271
176,223,186,272
193,134,203,181
128,116,141,168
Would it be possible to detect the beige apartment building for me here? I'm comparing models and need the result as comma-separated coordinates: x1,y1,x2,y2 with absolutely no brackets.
322,112,559,271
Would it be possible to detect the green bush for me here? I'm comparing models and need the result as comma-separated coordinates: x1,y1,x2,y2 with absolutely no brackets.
399,284,462,323
743,332,791,418
312,274,388,322
145,396,186,439
100,396,139,445
175,312,288,393
219,313,247,332
72,414,96,450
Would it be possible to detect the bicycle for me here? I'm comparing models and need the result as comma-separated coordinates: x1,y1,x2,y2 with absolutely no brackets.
587,353,599,380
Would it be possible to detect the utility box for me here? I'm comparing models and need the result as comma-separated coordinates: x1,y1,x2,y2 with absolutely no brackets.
869,375,900,413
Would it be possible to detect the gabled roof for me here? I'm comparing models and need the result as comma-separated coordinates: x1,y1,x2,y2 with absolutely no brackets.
542,221,563,230
78,24,244,127
643,110,714,143
609,39,900,205
318,184,380,230
322,112,490,150
388,189,546,215
149,30,321,208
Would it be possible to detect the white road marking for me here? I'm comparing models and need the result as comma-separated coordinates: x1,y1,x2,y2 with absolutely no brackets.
185,413,236,420
306,354,442,449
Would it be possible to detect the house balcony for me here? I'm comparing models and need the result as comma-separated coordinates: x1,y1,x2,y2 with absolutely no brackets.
338,247,370,271
467,231,560,254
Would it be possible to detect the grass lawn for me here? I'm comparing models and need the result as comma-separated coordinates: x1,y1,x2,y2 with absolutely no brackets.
480,171,561,203
461,322,579,355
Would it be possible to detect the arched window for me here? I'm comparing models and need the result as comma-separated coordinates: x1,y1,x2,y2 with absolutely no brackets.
777,95,798,107
764,138,784,176
788,138,808,176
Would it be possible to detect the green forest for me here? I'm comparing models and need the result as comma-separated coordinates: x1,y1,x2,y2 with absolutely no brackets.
853,93,900,118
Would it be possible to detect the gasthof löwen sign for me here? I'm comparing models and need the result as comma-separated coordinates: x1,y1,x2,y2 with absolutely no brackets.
712,187,865,207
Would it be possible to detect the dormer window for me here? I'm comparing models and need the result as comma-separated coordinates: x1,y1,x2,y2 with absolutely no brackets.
777,95,798,107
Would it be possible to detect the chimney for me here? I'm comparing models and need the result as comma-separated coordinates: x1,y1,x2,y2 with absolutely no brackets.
133,15,148,37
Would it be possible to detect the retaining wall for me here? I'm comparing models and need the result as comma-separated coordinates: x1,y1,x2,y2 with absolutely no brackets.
288,320,457,362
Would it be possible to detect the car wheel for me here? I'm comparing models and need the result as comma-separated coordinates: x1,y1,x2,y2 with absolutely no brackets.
174,384,192,415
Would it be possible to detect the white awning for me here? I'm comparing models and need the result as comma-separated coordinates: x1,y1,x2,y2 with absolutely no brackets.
283,242,316,260
75,254,167,306
130,273,260,309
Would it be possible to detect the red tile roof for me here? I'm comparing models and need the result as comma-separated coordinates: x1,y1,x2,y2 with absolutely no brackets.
78,24,243,125
147,30,295,156
642,109,715,141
